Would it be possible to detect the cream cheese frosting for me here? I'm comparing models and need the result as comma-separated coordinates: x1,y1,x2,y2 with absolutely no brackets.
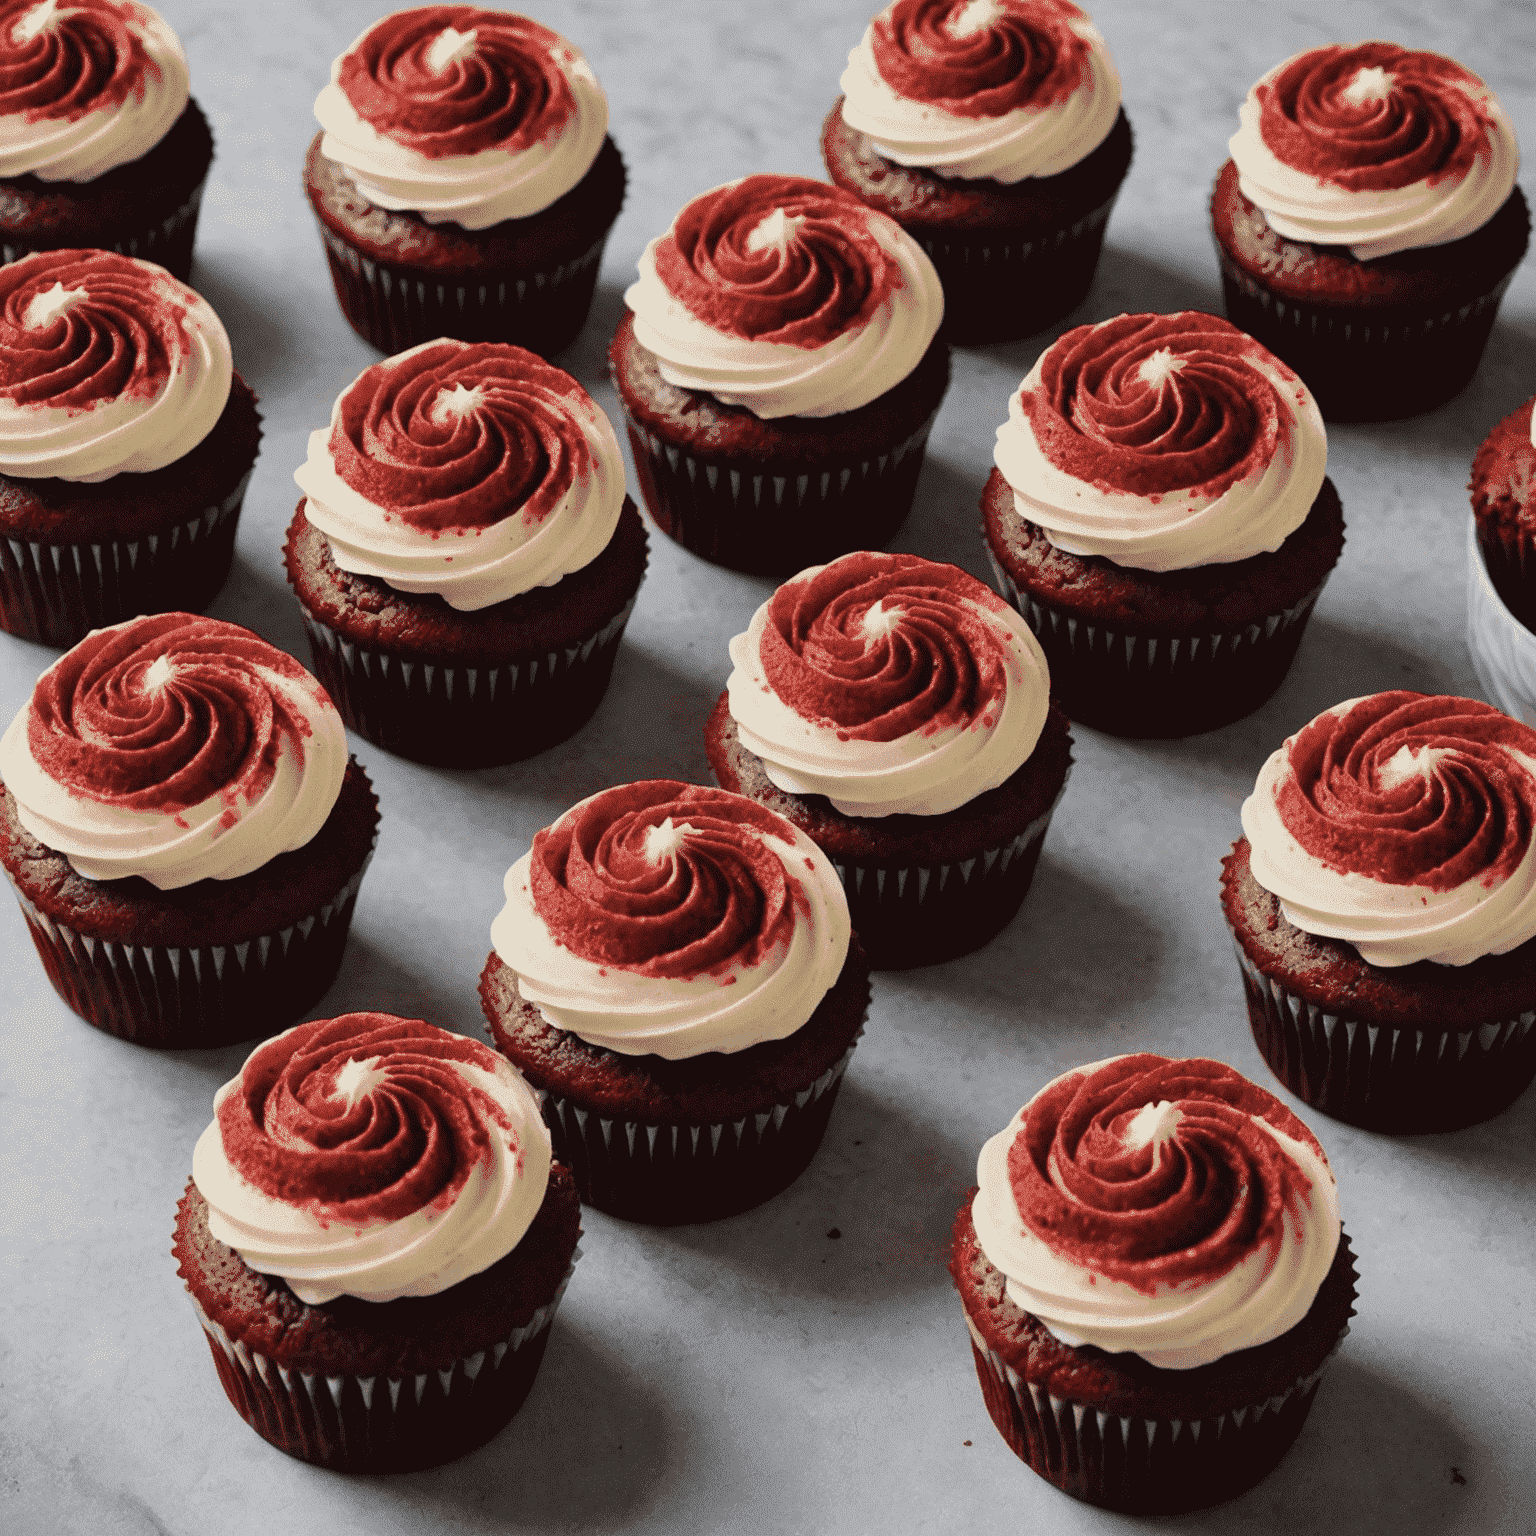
625,173,944,420
0,0,190,182
294,338,625,611
1228,43,1520,261
1241,692,1536,967
0,613,348,890
726,551,1050,817
0,248,231,482
491,781,851,1059
972,1054,1341,1369
839,0,1120,183
993,311,1327,572
192,1013,552,1305
313,6,609,230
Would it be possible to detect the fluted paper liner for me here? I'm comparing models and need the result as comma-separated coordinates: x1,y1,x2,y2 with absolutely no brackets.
1466,515,1536,726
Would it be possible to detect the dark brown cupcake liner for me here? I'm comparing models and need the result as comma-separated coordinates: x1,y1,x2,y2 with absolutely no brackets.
1233,941,1536,1132
0,468,250,648
988,551,1327,737
0,184,205,282
298,593,638,769
1473,517,1536,634
184,1252,576,1472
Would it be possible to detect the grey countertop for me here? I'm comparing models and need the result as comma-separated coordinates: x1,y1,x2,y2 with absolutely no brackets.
3,1,1534,1532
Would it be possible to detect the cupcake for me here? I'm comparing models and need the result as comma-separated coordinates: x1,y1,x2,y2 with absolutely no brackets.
285,338,646,769
479,779,870,1224
1212,42,1529,421
1223,691,1536,1132
0,613,378,1047
953,1054,1357,1513
0,248,261,647
1469,393,1536,631
609,173,949,576
822,0,1133,345
305,6,625,357
983,310,1343,737
173,1012,581,1472
0,0,213,278
705,549,1070,968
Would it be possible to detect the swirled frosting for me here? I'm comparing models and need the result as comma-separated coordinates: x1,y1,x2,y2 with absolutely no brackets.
0,613,347,890
0,249,231,482
972,1054,1340,1369
625,174,944,420
993,312,1327,572
490,780,851,1059
294,339,625,611
0,0,189,181
192,1013,551,1305
839,0,1120,183
727,551,1050,817
1229,43,1520,261
313,5,609,230
1241,692,1536,967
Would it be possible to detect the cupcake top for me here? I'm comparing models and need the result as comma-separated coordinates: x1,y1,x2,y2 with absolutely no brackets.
726,550,1051,817
1228,42,1519,261
993,311,1327,572
1241,691,1536,968
313,5,608,230
1469,394,1536,537
293,338,625,611
624,173,944,420
0,0,190,181
972,1053,1340,1369
0,248,232,482
490,780,850,1059
0,612,348,890
192,1012,551,1305
838,0,1120,183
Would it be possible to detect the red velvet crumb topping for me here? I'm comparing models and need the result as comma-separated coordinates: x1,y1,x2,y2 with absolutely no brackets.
0,0,157,124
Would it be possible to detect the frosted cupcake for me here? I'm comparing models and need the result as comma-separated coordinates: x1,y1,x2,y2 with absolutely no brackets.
1223,691,1536,1131
609,173,949,576
953,1054,1357,1512
1212,43,1529,420
0,0,213,277
173,1012,581,1472
1469,394,1536,631
479,780,870,1224
285,338,646,768
822,0,1133,343
705,550,1070,967
305,6,625,356
0,613,377,1047
983,311,1343,736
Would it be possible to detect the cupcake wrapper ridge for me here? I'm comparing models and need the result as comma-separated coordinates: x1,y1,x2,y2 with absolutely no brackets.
0,184,205,282
1466,517,1536,727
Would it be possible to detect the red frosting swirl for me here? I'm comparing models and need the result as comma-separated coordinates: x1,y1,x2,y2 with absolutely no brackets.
26,612,319,815
760,552,1010,739
1256,43,1493,191
215,1014,514,1222
1023,311,1300,499
0,0,153,123
653,174,902,347
329,340,596,534
868,0,1091,118
337,4,579,160
530,781,803,979
1274,692,1536,891
1007,1055,1320,1292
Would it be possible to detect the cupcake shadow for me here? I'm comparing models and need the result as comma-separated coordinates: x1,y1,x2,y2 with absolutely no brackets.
1086,243,1224,326
890,450,999,580
185,256,298,394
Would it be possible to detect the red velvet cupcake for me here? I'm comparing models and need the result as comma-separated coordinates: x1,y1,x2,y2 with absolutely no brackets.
1224,692,1536,1132
480,780,870,1224
610,173,949,576
173,1013,581,1472
0,0,213,278
0,613,377,1047
953,1054,1357,1513
822,0,1133,344
305,7,624,356
1469,394,1536,632
1213,43,1529,421
285,338,645,768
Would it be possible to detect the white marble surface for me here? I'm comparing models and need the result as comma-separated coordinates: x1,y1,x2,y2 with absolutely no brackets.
3,1,1535,1531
